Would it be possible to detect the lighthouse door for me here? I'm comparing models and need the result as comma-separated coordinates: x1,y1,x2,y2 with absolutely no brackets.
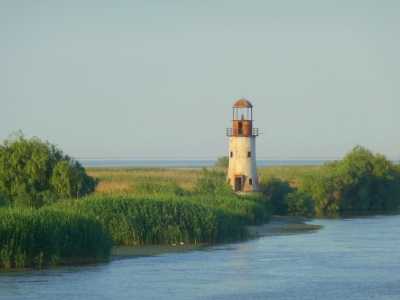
234,177,242,191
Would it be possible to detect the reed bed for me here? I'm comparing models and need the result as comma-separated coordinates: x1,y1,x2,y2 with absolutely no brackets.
86,167,202,184
0,207,111,268
87,167,202,194
87,166,321,195
258,165,322,183
56,195,251,245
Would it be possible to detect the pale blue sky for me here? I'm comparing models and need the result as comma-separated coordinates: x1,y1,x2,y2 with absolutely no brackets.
1,1,399,158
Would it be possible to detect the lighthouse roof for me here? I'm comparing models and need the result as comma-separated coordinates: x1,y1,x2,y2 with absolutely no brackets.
233,98,253,108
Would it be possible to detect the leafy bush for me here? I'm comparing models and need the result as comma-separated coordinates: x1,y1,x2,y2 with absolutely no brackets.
0,131,97,207
259,176,294,215
284,191,315,217
300,145,400,213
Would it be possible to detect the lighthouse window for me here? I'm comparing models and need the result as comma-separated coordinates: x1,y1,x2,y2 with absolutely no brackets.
238,122,243,134
230,151,233,157
249,179,253,185
247,151,251,157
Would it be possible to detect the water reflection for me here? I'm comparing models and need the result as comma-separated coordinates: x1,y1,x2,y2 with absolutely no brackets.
315,210,400,219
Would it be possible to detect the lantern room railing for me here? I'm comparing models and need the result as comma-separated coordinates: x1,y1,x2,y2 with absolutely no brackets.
226,128,259,136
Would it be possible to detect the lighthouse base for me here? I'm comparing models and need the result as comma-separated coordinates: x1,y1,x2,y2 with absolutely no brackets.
227,136,260,192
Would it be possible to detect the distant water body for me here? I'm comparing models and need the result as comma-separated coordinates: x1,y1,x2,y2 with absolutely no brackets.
79,158,338,168
78,158,399,168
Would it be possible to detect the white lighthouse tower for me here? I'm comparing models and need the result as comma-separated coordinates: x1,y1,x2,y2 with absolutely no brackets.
226,98,260,192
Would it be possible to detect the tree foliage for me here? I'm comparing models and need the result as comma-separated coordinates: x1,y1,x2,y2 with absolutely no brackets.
300,145,400,213
284,191,315,217
259,176,294,215
215,156,229,168
0,131,97,207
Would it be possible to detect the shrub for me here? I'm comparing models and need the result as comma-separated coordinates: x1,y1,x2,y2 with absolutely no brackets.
259,176,294,215
0,131,97,207
284,191,315,217
300,145,400,213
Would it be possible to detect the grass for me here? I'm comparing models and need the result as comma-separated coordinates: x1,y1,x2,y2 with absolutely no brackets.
258,165,322,187
0,207,111,268
86,167,202,194
55,195,252,245
1,165,318,268
87,165,320,195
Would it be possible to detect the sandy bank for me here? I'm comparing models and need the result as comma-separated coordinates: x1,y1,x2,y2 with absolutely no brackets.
247,215,321,237
112,243,207,258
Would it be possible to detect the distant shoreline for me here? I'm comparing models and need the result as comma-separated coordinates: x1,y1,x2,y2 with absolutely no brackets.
79,158,399,168
80,159,335,168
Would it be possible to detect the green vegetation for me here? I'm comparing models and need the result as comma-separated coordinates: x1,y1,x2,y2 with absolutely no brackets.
284,191,315,217
215,156,229,168
1,149,270,267
257,146,400,215
53,168,269,247
2,131,397,268
86,165,322,196
192,168,234,196
0,207,111,268
259,176,294,215
258,165,321,185
55,195,251,245
300,146,400,213
259,175,315,217
0,131,97,207
86,167,201,194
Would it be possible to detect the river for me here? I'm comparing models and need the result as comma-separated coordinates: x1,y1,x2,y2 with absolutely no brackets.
1,213,399,299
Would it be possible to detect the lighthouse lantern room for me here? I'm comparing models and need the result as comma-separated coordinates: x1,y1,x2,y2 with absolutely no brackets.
226,98,260,192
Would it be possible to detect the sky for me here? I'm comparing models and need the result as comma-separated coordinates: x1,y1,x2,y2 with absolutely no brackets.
1,1,399,159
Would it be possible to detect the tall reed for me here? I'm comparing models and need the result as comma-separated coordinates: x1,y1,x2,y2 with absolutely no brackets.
87,166,321,195
56,195,251,245
0,207,111,268
86,167,202,195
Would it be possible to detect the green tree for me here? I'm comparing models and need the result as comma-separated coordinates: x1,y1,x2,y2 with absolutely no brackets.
215,156,229,168
284,191,315,217
300,145,400,213
0,131,97,207
259,176,294,215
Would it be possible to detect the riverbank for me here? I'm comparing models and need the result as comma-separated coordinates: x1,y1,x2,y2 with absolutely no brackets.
112,243,208,258
247,215,321,237
111,216,321,258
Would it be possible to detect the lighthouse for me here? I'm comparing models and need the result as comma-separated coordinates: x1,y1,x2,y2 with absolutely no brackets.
226,98,260,192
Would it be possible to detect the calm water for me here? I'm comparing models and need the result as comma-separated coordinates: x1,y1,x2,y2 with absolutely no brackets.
78,158,399,168
79,158,335,168
1,213,400,299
